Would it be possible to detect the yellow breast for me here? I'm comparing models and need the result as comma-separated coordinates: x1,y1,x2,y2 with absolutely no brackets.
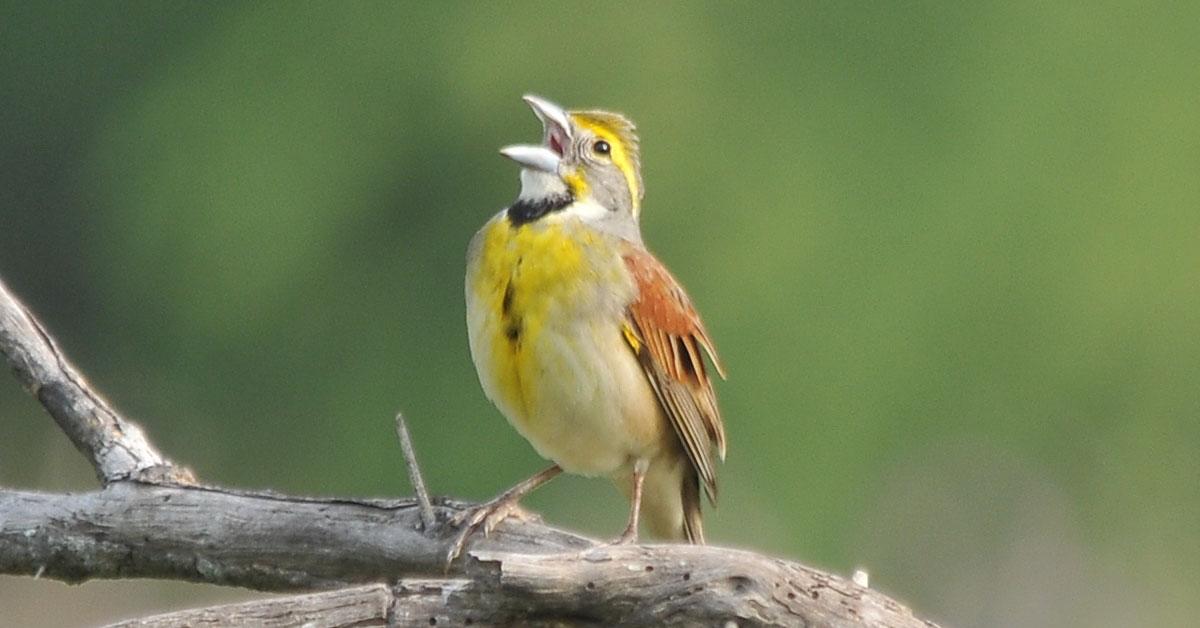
468,215,595,420
466,212,667,475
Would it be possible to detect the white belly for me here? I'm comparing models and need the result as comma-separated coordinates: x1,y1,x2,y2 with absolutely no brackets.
509,315,665,476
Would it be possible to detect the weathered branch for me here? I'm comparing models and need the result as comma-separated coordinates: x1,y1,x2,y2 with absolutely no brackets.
0,483,590,590
113,552,935,628
106,585,393,628
0,273,938,626
1,484,933,627
0,277,193,485
398,547,933,627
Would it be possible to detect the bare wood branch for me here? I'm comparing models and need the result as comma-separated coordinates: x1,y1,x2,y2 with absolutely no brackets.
394,412,436,531
404,547,935,627
0,275,937,626
0,483,590,589
0,484,935,627
105,585,392,628
0,277,194,485
102,547,937,628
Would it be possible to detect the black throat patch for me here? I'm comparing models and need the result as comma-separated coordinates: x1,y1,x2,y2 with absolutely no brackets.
506,194,573,226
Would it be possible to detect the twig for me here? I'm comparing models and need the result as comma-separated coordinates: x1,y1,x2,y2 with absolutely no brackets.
0,277,194,486
395,412,436,531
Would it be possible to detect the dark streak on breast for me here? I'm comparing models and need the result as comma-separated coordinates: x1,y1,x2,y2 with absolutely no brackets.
501,281,514,317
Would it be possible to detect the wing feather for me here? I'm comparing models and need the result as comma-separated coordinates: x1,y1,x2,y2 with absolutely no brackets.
622,250,727,504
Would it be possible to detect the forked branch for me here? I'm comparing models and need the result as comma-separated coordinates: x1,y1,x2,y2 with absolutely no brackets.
0,273,937,627
0,278,193,485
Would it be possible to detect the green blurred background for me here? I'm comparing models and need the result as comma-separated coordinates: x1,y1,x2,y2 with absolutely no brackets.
2,2,1197,626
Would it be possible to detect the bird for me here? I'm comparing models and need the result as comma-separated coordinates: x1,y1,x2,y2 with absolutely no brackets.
457,95,726,559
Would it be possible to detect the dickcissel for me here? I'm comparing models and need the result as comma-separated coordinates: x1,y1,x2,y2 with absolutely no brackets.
458,95,726,556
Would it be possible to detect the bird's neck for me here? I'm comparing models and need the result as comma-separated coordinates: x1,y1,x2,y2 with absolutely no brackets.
516,169,569,202
508,169,573,226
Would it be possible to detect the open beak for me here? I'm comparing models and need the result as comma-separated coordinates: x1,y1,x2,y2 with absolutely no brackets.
498,144,560,173
499,94,572,173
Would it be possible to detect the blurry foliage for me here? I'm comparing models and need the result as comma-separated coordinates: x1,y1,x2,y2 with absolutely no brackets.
1,3,1197,626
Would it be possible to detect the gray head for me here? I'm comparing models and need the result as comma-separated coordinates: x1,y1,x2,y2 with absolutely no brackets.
501,95,646,240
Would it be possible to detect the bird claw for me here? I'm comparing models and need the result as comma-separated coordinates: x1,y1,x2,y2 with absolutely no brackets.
609,524,639,546
445,497,538,565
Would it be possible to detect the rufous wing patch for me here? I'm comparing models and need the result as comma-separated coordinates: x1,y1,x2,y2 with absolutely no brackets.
621,249,726,504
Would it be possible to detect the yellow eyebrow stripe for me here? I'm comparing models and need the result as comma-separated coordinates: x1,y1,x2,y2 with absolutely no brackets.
572,118,641,213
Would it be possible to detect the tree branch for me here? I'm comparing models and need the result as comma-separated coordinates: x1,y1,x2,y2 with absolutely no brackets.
0,484,933,626
0,277,193,485
411,547,934,627
0,483,591,589
0,273,938,626
113,555,938,628
104,585,393,628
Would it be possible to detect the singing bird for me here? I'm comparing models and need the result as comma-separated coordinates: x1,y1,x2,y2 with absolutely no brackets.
459,95,726,556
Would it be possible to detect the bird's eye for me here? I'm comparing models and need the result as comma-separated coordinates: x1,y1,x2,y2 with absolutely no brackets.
593,140,611,155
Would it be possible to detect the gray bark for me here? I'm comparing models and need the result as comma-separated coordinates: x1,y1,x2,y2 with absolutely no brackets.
0,484,934,627
106,585,392,628
0,483,589,589
0,278,193,485
114,554,938,628
0,273,939,627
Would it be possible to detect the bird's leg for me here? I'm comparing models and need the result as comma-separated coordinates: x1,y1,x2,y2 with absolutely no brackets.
446,464,562,564
613,460,648,544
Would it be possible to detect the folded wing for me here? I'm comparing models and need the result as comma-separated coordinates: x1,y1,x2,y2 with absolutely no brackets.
622,249,727,504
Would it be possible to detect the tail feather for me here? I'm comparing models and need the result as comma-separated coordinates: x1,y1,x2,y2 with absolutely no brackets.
680,469,705,544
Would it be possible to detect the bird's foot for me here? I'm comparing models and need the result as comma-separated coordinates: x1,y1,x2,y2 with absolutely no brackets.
446,495,539,564
609,522,639,545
